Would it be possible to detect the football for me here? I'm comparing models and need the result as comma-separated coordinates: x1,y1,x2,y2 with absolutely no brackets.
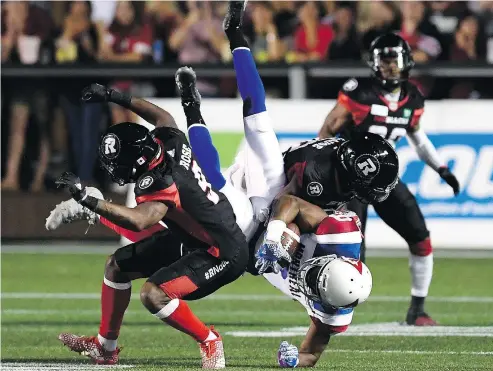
281,222,301,257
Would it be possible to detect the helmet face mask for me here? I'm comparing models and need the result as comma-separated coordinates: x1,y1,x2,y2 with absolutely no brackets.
297,254,339,312
368,33,415,88
297,255,373,311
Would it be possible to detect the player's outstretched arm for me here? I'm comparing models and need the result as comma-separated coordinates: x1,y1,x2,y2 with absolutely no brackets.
297,318,333,367
94,200,168,232
56,172,168,231
81,83,177,129
319,102,352,139
269,194,327,234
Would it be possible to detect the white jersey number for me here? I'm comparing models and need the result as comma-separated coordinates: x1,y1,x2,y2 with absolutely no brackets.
191,161,219,204
368,125,407,144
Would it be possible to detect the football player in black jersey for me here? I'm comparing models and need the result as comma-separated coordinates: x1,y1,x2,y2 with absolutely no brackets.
55,83,248,368
318,33,460,326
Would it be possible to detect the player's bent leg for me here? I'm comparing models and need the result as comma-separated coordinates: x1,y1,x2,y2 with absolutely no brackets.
59,231,183,363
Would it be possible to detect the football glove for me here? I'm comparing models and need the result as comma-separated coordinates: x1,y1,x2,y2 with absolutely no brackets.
81,83,131,107
438,166,460,196
278,341,299,368
81,83,109,103
55,172,87,202
255,239,291,275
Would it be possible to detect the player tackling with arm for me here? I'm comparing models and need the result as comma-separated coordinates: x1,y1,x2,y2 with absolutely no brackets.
55,81,249,369
318,33,460,325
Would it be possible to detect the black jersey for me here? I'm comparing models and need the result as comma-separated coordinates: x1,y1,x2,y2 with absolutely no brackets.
283,137,349,210
134,127,246,260
337,78,425,145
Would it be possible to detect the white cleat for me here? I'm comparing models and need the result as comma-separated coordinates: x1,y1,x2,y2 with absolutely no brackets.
45,187,104,231
199,327,225,369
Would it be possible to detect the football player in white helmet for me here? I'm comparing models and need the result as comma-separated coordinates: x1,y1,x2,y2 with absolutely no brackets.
254,193,372,368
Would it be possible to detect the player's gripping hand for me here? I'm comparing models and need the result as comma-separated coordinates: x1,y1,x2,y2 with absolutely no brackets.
438,167,460,196
255,239,291,275
278,341,299,368
55,172,88,203
81,83,110,103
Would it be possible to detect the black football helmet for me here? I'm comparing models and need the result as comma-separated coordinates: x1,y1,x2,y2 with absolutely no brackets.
367,33,415,89
336,133,399,203
98,123,160,185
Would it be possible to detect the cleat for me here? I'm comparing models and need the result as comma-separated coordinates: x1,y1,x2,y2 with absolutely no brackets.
199,327,225,369
406,310,438,326
45,187,104,231
223,1,247,33
175,66,201,107
58,333,121,365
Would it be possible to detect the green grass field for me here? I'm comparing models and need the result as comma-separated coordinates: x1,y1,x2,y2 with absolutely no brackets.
2,253,493,370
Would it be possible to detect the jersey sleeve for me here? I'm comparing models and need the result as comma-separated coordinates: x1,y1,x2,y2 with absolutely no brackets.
134,171,181,208
337,79,371,125
312,213,363,259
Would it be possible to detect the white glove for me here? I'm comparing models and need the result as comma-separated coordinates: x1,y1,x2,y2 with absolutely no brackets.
255,238,291,275
278,341,299,368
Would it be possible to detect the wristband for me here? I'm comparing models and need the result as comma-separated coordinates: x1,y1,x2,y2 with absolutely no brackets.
80,195,99,211
265,220,286,243
109,89,132,108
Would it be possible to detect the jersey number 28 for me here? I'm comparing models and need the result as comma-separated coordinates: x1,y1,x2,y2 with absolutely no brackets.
368,125,407,143
192,161,219,204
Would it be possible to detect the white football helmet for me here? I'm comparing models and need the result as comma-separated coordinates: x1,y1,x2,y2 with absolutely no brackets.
297,255,372,311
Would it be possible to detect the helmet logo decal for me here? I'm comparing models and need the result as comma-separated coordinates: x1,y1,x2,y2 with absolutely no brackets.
138,175,154,189
137,156,147,166
355,155,380,178
340,256,363,274
307,182,323,197
102,134,120,159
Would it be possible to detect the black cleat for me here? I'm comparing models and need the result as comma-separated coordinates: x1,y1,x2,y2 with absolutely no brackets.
175,66,201,107
223,1,248,33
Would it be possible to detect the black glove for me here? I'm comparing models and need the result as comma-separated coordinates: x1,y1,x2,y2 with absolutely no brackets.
438,167,460,196
55,172,87,202
81,83,131,108
81,83,110,103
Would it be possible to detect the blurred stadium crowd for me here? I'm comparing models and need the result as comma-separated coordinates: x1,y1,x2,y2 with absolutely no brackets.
1,1,493,193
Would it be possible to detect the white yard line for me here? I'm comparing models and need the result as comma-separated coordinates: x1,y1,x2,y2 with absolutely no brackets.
226,322,493,338
2,309,492,319
2,292,493,303
327,349,493,356
3,244,493,258
0,364,134,371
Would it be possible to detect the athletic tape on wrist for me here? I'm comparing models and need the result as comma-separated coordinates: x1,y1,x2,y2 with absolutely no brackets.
265,220,287,243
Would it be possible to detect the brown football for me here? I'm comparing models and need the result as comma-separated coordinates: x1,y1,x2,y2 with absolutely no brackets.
281,222,301,257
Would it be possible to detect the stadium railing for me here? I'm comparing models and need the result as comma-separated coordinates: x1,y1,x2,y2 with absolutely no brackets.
2,61,493,99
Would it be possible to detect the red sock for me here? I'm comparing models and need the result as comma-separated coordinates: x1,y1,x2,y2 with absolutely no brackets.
99,216,166,243
98,278,132,340
154,299,209,342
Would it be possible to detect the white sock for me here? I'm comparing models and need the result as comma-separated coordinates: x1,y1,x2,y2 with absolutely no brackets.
205,330,218,342
409,253,433,297
98,334,117,352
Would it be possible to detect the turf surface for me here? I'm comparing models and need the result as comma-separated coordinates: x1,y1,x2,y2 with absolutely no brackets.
2,253,492,370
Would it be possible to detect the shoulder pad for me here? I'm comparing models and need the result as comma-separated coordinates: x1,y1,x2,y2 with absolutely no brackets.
339,78,373,102
405,82,425,107
134,170,174,197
